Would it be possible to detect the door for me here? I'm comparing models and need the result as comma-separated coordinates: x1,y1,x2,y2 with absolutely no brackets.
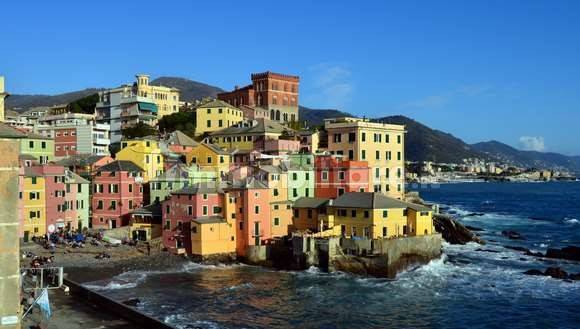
138,230,147,241
132,230,138,241
254,222,260,245
403,225,408,235
111,219,117,229
24,231,30,243
341,225,346,236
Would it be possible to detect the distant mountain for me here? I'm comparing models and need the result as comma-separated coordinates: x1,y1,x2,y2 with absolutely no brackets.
6,88,103,112
150,77,224,102
6,77,224,112
378,115,486,164
472,141,580,173
298,106,353,126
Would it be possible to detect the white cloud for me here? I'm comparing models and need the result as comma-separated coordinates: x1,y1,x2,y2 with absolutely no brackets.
519,136,545,152
305,63,353,108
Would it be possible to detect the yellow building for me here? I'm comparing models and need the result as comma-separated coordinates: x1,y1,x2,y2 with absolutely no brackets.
208,118,292,152
117,137,164,182
195,99,244,136
185,142,231,178
292,197,330,232
326,192,433,239
324,117,406,199
190,216,236,257
22,168,46,240
135,74,180,119
129,203,162,241
0,76,7,122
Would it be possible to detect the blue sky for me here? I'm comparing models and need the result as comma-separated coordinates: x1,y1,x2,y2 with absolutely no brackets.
2,1,580,155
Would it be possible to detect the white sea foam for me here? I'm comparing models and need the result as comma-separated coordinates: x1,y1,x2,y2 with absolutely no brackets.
83,272,147,291
223,282,254,291
182,261,248,272
564,218,579,224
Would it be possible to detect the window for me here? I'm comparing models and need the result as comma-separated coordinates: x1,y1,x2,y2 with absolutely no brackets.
386,168,390,178
351,210,357,217
292,173,298,181
333,134,342,143
383,227,387,237
397,168,402,178
97,200,103,209
398,184,402,192
349,150,354,160
348,132,356,142
29,141,34,148
322,171,329,181
274,218,280,226
339,171,345,180
192,226,197,234
397,135,401,144
397,152,401,161
239,222,244,230
220,156,224,164
352,227,357,237
273,189,279,196
305,188,310,197
274,205,279,210
386,134,390,143
207,156,212,164
293,209,299,217
165,220,170,230
203,194,208,200
376,151,380,160
157,156,161,164
128,200,133,209
41,141,46,149
338,209,347,216
129,184,133,193
203,205,208,215
293,189,298,197
218,120,223,127
338,188,345,196
375,168,380,178
364,210,370,218
31,177,37,184
207,120,211,128
146,155,150,164
166,205,170,213
383,210,388,218
361,150,366,160
110,201,116,210
187,206,193,216
254,206,260,214
213,206,221,214
305,173,310,180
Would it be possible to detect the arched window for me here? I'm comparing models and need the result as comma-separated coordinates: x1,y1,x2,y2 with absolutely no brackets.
275,110,281,121
270,110,275,120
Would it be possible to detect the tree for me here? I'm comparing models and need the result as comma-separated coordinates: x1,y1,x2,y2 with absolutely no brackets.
121,122,157,139
67,93,100,114
158,111,196,137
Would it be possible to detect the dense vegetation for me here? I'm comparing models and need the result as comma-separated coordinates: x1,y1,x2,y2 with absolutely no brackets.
67,93,100,114
121,122,158,139
158,111,196,137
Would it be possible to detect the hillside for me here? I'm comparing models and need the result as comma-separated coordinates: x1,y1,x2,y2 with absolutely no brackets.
6,88,103,112
298,106,353,126
150,77,224,101
378,115,485,163
472,141,580,173
6,77,224,111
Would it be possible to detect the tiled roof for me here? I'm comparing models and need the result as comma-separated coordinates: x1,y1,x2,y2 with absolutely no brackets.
132,202,162,217
66,170,90,184
172,181,229,195
0,123,26,138
202,143,230,155
292,197,330,209
209,118,292,136
151,163,191,181
96,160,143,173
167,131,198,147
192,216,226,224
197,99,238,110
332,192,432,211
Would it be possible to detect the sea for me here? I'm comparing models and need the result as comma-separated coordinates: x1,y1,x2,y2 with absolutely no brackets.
84,182,580,329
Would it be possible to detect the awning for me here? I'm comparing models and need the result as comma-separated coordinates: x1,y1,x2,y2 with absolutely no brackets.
138,102,158,113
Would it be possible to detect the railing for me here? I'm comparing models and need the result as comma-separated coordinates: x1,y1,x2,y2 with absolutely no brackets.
20,267,64,292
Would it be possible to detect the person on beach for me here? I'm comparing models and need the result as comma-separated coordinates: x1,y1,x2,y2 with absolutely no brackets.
146,242,151,256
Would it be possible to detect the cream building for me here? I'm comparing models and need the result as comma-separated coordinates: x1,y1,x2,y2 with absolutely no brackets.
0,76,8,122
324,117,406,199
194,99,244,136
135,74,180,119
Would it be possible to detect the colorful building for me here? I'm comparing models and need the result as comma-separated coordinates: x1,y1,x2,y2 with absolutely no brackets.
324,117,405,199
254,165,292,238
163,130,199,156
194,99,244,136
284,153,315,201
129,202,162,241
21,168,47,240
291,197,330,232
185,142,231,178
117,137,163,182
327,192,433,239
149,163,217,203
19,132,54,164
218,71,300,124
55,154,114,179
35,113,110,157
314,154,371,199
134,74,180,119
66,170,90,230
162,182,233,256
91,160,144,229
208,118,293,152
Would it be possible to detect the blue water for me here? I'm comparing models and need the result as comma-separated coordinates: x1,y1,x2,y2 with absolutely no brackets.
85,182,580,329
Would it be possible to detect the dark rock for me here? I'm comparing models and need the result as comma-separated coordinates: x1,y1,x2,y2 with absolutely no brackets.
501,230,525,240
545,246,580,261
122,298,141,307
523,269,544,276
504,245,544,257
433,214,485,245
466,225,485,232
569,273,580,281
544,267,568,279
463,213,485,218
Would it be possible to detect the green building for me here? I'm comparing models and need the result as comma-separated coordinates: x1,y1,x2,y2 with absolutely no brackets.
149,163,217,203
20,132,54,164
66,170,90,230
284,153,315,201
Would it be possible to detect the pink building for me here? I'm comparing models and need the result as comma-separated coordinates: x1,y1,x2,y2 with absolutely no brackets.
29,165,74,231
162,182,228,255
314,155,371,199
230,178,271,256
257,139,300,155
91,160,144,229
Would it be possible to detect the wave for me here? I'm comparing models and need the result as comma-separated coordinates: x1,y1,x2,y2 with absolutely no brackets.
83,272,147,291
182,261,248,272
564,218,579,224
